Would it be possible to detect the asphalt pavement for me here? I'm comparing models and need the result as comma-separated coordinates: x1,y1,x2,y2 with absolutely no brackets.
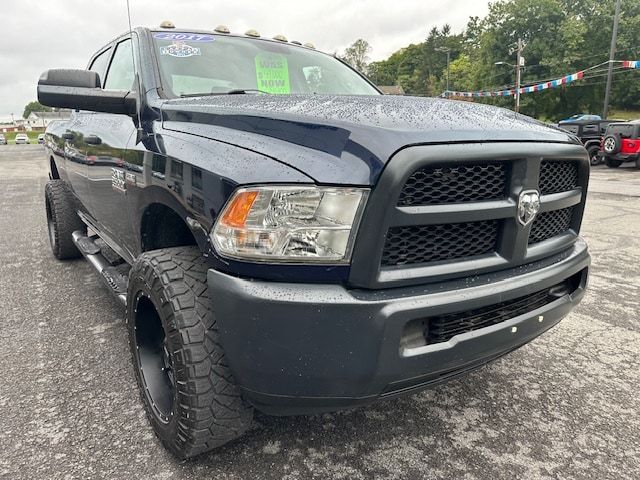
0,144,638,479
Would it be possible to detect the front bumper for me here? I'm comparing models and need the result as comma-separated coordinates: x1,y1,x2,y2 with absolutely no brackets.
208,239,590,415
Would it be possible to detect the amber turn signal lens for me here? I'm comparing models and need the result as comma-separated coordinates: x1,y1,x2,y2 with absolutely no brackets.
212,186,369,263
220,191,258,228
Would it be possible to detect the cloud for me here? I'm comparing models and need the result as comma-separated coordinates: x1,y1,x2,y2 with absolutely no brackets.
0,0,489,120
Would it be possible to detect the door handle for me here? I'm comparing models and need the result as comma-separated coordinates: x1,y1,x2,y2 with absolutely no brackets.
61,132,74,140
85,135,102,145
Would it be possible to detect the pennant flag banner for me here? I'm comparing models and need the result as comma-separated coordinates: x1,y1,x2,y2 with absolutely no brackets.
446,60,639,98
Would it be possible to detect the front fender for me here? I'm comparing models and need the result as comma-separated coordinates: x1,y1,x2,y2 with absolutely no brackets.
123,125,314,258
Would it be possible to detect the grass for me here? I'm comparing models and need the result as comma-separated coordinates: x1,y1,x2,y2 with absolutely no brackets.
608,108,640,121
0,131,43,144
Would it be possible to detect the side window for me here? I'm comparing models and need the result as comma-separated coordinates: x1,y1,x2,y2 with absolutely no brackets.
192,167,203,191
88,48,112,87
170,160,183,180
104,39,135,91
560,125,579,135
152,155,166,175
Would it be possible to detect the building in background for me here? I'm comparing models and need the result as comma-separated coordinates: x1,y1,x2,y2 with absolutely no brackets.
378,85,405,95
26,110,72,131
0,119,26,133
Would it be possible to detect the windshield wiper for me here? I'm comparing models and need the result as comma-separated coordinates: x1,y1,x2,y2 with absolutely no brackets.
180,89,272,98
180,92,224,98
226,89,272,95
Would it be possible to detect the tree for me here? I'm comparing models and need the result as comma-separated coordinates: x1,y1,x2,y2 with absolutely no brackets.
448,54,479,92
367,26,464,95
362,0,640,119
342,39,372,74
23,101,51,119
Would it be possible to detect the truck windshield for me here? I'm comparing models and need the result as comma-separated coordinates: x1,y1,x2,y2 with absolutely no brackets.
153,32,380,97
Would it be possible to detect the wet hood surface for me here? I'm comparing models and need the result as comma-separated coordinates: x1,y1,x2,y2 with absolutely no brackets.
160,95,578,185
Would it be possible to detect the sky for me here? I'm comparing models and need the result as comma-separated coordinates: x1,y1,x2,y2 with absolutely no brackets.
0,0,489,121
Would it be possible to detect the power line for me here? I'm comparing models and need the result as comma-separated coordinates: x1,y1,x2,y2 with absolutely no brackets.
477,61,633,92
443,61,638,98
525,44,640,68
458,68,638,98
486,67,635,92
582,67,637,82
479,46,640,88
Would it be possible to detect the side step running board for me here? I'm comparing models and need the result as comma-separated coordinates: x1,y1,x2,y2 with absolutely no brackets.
72,231,129,306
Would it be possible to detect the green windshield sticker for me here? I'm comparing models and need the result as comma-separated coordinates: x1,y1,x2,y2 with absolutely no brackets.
255,54,291,94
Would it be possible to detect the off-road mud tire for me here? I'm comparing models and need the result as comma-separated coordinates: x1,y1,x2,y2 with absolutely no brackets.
127,246,253,459
44,180,85,260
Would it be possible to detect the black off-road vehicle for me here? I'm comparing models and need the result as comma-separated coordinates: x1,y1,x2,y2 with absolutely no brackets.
557,118,620,165
38,25,590,458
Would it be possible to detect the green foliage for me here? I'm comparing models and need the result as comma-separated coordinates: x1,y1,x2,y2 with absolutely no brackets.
23,101,51,119
608,108,640,120
340,39,372,74
447,54,480,92
367,0,640,120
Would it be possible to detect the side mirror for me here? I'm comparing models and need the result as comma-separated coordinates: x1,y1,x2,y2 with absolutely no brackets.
37,69,137,115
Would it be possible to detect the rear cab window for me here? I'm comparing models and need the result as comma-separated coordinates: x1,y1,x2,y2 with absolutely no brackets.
88,47,112,87
104,38,135,91
607,124,635,139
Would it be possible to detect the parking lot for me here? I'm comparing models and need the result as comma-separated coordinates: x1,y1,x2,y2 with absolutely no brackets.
0,144,638,480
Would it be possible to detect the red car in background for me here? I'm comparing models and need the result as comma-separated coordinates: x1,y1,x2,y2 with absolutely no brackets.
600,120,640,168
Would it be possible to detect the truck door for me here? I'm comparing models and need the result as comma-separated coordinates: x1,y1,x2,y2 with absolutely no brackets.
61,44,114,221
86,37,138,257
62,112,91,209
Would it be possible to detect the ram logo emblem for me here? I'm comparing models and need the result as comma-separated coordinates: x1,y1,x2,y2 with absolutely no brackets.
518,190,541,226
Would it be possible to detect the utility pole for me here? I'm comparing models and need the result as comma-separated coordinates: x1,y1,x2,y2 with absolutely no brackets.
514,38,524,113
501,40,525,112
603,0,622,119
445,50,451,95
436,47,451,97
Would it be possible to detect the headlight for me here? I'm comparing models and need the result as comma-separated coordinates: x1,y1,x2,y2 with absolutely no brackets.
211,186,369,263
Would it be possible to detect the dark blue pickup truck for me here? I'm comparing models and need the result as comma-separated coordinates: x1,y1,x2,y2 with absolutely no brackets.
38,25,590,459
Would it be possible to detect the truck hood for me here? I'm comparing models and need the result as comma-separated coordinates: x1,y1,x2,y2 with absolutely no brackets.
160,95,578,185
